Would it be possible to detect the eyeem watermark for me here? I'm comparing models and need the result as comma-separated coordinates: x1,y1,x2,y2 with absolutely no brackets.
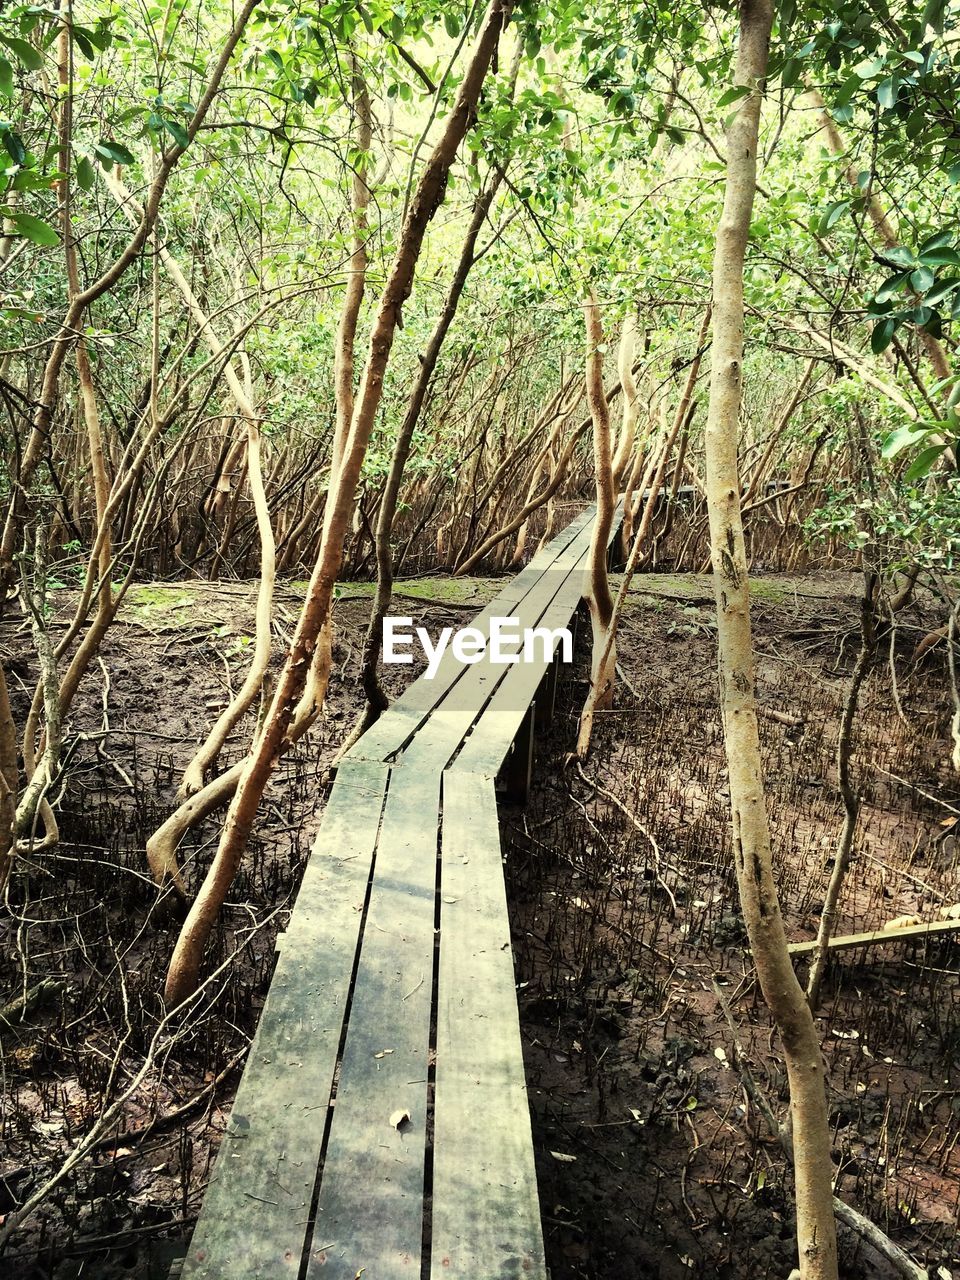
383,616,573,680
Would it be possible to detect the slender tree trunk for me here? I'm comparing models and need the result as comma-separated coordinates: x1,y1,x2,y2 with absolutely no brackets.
741,357,815,505
0,669,17,891
612,313,640,484
704,6,838,1278
13,10,118,846
330,60,373,483
576,291,617,756
106,172,277,800
808,89,952,387
806,571,876,1009
578,307,710,758
343,160,509,750
163,0,514,1005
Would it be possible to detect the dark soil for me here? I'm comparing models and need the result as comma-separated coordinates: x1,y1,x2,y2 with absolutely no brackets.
506,574,960,1280
1,572,958,1280
0,583,472,1280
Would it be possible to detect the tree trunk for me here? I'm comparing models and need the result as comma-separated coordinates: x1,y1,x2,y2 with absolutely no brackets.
0,0,261,598
575,290,617,757
806,570,876,1009
704,6,838,1278
612,313,640,484
330,60,373,483
0,668,18,891
344,160,509,751
578,307,710,758
163,0,514,1006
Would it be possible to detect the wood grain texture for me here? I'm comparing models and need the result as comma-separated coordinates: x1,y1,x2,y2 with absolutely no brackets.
303,763,441,1280
431,771,547,1280
788,918,960,955
180,759,389,1280
180,503,616,1278
346,508,593,764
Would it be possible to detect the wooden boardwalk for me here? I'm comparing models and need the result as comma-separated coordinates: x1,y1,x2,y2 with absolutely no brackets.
179,507,615,1280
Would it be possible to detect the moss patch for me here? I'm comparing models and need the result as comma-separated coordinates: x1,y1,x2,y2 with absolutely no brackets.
293,576,504,608
124,584,201,624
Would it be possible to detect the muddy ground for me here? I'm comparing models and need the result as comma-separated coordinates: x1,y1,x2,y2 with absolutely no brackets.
1,571,958,1279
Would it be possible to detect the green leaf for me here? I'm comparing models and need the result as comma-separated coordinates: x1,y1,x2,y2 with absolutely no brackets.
76,156,95,191
910,265,934,292
922,0,947,33
0,34,42,71
882,424,926,458
922,278,959,308
904,444,946,482
854,56,886,79
876,270,911,303
161,118,189,148
866,296,894,317
11,212,58,246
919,247,960,267
877,75,898,109
11,169,54,192
0,56,12,98
912,305,940,336
716,84,751,109
879,246,917,269
73,28,94,59
82,27,111,52
834,75,862,108
820,199,850,233
919,230,953,254
871,316,897,354
96,139,135,166
443,12,460,38
2,129,26,165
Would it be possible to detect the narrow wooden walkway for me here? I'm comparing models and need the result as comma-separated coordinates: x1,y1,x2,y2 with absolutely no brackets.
179,507,616,1280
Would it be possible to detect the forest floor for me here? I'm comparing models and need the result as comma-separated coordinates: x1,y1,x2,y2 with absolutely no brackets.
1,570,959,1279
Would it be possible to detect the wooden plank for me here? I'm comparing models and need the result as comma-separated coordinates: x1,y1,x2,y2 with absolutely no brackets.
180,759,389,1280
406,512,596,774
347,509,592,764
454,577,580,778
346,509,594,764
454,542,590,778
456,501,623,778
303,762,442,1280
299,509,597,1274
788,918,960,956
431,771,546,1280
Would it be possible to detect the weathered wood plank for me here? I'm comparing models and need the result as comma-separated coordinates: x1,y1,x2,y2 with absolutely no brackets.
788,918,960,956
303,762,441,1279
453,529,593,777
456,501,622,778
346,509,594,764
410,510,597,774
182,501,611,1279
180,759,389,1280
431,771,546,1280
